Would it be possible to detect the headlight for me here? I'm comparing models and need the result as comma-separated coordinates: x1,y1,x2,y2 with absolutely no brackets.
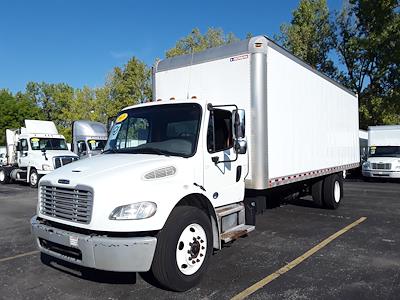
42,164,52,171
362,161,371,169
395,165,400,169
109,201,157,220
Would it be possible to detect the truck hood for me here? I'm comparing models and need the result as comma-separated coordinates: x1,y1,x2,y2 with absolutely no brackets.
40,153,185,185
42,150,77,158
367,157,400,164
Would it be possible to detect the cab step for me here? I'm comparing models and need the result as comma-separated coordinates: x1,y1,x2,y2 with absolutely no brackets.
215,203,243,218
220,224,255,243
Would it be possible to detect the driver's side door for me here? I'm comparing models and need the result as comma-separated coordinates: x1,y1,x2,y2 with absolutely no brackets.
18,139,30,167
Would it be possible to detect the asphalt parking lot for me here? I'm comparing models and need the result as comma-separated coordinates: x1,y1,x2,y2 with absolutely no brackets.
0,179,399,300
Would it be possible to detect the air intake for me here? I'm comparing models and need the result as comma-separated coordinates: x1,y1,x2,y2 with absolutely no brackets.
143,166,176,180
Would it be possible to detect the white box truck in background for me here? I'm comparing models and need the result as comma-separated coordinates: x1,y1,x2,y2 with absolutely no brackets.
31,36,359,291
362,125,400,178
71,120,107,158
0,120,78,188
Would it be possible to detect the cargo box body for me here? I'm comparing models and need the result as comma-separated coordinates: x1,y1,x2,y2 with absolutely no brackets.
154,36,360,190
368,125,400,147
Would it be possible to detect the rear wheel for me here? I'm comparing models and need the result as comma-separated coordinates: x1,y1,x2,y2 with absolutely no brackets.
0,167,10,184
323,173,343,209
29,169,39,188
149,206,212,291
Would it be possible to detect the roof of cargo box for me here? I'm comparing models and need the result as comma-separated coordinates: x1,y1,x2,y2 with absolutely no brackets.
368,125,400,131
155,35,356,97
24,120,58,134
73,120,107,138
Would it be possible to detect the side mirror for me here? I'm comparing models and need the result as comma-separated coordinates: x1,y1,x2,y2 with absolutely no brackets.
235,140,247,155
16,143,22,152
232,109,245,139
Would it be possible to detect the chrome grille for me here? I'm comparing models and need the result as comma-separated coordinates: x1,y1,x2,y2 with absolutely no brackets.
40,185,93,224
371,163,391,170
53,156,78,169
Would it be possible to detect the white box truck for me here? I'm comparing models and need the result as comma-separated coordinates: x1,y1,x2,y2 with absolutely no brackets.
71,120,107,158
31,36,359,291
0,120,78,188
362,125,400,178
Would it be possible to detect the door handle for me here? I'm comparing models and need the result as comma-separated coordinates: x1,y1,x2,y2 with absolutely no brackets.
236,166,242,182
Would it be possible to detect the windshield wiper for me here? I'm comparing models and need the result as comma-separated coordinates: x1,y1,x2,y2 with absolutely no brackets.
129,147,172,157
103,148,117,154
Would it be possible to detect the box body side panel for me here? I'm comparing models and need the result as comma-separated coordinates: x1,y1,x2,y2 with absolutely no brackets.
266,46,360,182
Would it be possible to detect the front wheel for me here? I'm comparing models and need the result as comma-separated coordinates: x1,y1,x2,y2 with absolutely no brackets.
149,206,212,291
0,167,10,184
29,169,39,188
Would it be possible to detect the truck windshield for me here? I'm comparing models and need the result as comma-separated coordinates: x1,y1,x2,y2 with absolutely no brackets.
87,139,107,151
30,138,68,151
369,146,400,157
104,103,202,157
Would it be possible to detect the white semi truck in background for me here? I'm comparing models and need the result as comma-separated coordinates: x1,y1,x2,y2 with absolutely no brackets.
71,120,107,158
0,120,78,188
31,36,359,291
362,125,400,178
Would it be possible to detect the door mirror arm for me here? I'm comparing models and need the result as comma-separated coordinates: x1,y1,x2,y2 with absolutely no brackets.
211,151,239,165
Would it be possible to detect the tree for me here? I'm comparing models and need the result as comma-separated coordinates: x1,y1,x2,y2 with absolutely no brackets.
60,86,98,141
107,57,152,116
276,0,337,77
166,28,239,58
0,89,44,145
336,0,400,127
24,82,74,134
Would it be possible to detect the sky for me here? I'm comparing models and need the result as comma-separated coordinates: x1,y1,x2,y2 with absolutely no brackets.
0,0,344,93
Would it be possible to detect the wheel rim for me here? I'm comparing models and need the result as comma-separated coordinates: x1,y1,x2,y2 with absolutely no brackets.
0,170,4,182
30,172,37,186
334,181,341,203
176,223,207,276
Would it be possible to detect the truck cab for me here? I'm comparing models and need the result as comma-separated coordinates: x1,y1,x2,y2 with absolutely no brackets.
362,125,400,179
0,120,78,187
71,120,107,159
31,99,249,291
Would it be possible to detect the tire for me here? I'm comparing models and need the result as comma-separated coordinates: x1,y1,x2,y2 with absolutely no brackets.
311,179,324,207
149,206,212,291
0,167,10,184
29,168,39,188
323,173,343,209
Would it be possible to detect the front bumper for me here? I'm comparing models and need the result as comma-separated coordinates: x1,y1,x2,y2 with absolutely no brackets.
31,216,157,272
362,170,400,178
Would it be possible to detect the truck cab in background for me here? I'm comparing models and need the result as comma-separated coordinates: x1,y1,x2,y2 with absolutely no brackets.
71,121,107,159
362,125,400,179
0,120,78,188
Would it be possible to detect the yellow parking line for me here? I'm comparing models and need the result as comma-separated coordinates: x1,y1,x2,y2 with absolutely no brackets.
231,217,367,300
0,250,39,263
